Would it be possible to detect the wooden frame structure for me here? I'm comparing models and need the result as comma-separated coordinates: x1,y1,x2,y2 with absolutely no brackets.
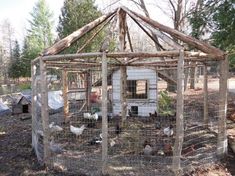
31,6,228,174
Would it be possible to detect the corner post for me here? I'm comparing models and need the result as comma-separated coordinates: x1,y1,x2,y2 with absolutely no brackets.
40,58,51,166
217,55,228,157
172,50,184,173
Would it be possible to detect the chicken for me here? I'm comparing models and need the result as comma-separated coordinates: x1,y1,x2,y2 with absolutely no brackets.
163,125,174,137
89,133,102,145
49,122,63,132
143,145,153,155
163,143,173,156
157,150,164,156
149,111,158,118
70,124,86,137
83,113,98,121
50,137,64,154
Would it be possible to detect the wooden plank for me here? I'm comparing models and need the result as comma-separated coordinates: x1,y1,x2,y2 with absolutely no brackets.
101,52,108,174
122,7,224,56
217,56,228,157
43,10,117,55
85,70,92,111
203,64,208,127
39,59,51,166
62,70,69,123
172,50,184,173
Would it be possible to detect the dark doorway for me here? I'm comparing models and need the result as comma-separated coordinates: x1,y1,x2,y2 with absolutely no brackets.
131,106,138,116
23,105,29,113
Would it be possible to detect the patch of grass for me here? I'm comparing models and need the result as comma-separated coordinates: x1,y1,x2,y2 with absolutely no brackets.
19,83,31,90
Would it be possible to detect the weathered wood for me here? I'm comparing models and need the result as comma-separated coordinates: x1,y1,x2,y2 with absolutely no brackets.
42,51,220,62
123,7,224,56
85,70,92,111
43,10,117,55
217,56,228,157
31,62,37,147
40,59,51,166
203,64,209,127
118,8,127,124
62,70,69,123
77,14,116,53
126,24,133,52
158,71,177,85
101,52,108,175
172,50,184,173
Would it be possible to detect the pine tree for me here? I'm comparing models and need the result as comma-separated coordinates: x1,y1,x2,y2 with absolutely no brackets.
22,0,54,76
8,40,22,78
57,0,104,53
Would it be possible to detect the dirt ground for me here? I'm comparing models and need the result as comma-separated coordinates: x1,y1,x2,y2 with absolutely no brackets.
0,79,235,175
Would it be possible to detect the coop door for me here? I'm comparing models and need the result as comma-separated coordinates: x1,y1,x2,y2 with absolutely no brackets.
23,105,29,113
131,106,138,116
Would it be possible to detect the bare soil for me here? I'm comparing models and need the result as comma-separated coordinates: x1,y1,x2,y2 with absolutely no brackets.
0,90,235,175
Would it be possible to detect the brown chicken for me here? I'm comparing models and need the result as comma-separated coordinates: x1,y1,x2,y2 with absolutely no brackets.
163,143,173,156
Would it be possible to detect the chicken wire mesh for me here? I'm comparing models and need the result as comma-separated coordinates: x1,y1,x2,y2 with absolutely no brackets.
31,60,222,175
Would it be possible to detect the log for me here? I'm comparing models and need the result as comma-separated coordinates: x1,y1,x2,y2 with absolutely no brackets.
40,59,51,166
118,8,127,125
203,64,208,127
172,50,184,173
217,56,228,157
42,51,220,62
101,52,108,175
122,7,224,57
43,10,117,55
62,70,69,123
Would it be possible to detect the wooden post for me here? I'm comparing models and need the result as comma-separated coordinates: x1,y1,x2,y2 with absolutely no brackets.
156,71,159,113
172,50,184,173
85,70,92,111
40,59,51,166
203,64,209,128
118,8,127,124
101,52,108,174
62,70,69,123
31,62,37,146
217,56,228,157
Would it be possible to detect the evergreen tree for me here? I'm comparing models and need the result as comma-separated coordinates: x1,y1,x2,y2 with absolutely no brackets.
57,0,104,53
8,40,22,78
22,0,54,76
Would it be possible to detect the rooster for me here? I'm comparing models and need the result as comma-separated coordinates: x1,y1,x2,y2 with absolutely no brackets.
89,133,102,145
50,137,64,154
70,124,86,137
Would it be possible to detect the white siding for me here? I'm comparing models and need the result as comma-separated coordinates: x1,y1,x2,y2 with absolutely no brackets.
112,67,158,116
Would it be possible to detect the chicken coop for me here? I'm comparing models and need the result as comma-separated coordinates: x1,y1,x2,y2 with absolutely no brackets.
31,7,228,175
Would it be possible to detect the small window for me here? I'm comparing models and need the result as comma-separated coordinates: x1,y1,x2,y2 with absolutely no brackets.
127,80,148,99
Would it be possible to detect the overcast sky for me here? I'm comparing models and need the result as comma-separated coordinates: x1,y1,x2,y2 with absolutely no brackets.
0,0,173,45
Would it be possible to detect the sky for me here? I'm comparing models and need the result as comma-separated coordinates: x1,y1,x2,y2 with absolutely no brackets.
0,0,173,46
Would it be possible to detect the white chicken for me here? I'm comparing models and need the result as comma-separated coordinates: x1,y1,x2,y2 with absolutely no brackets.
83,113,98,120
163,125,174,137
143,145,153,155
70,124,86,137
49,122,63,132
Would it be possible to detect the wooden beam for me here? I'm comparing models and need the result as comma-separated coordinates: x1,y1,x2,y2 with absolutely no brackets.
42,51,220,62
31,61,37,148
77,14,116,53
62,70,69,123
43,10,117,55
172,50,184,173
217,56,228,157
39,59,51,166
126,23,134,52
101,52,108,175
203,64,208,128
122,7,224,56
118,8,128,125
85,70,92,111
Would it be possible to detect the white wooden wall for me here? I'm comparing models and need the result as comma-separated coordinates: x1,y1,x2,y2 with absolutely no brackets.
112,67,158,116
